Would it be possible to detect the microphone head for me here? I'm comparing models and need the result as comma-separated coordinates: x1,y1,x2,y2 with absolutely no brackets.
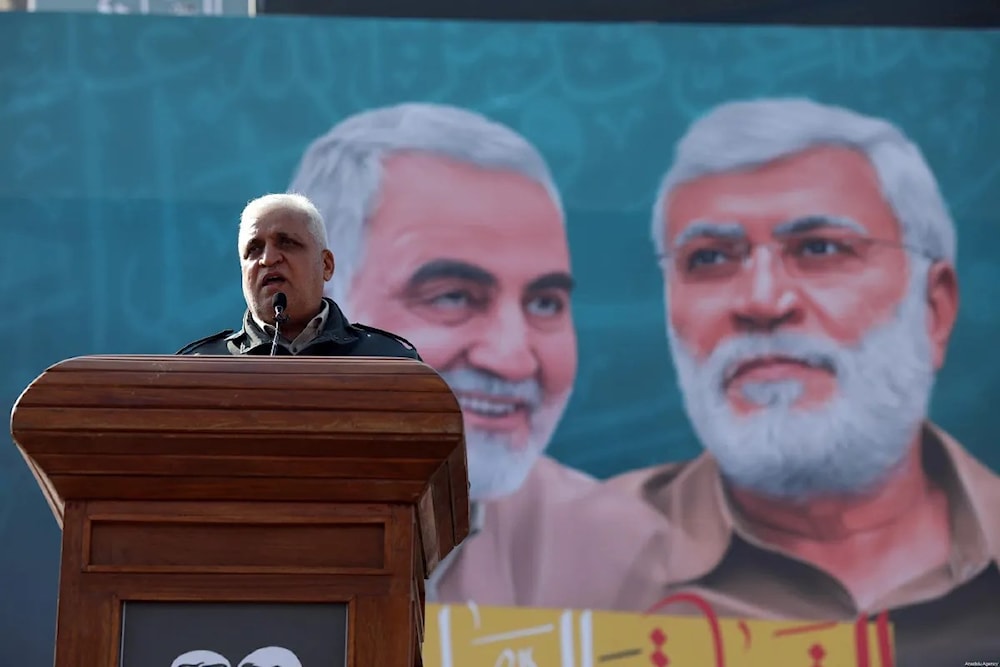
273,292,287,312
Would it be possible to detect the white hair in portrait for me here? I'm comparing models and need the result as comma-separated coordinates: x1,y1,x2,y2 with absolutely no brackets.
654,98,958,499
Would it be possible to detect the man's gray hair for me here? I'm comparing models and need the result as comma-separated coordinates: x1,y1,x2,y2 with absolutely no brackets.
238,193,329,253
651,97,957,266
287,102,563,314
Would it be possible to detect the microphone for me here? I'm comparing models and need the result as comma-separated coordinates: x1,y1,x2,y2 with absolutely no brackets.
270,292,288,357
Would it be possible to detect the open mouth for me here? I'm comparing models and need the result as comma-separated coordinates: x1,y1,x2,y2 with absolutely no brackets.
261,273,286,288
723,355,834,388
456,393,528,419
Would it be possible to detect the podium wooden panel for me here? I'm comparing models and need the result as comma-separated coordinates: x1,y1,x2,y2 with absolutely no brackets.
9,355,469,667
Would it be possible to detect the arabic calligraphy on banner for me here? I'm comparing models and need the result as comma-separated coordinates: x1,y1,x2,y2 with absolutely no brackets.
423,603,895,667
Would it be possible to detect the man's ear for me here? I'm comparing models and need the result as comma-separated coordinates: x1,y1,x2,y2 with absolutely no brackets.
925,260,959,370
322,249,335,281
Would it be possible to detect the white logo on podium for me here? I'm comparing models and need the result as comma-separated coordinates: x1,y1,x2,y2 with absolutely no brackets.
171,646,303,667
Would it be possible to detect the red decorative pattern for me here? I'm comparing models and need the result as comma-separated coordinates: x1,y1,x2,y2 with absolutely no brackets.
643,593,726,667
809,642,826,667
649,626,669,666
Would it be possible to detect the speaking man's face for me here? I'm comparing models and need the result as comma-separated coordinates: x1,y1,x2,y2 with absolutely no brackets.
348,153,577,500
239,210,334,327
661,145,955,499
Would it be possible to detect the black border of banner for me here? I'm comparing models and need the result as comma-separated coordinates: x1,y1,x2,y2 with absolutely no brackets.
257,0,1000,28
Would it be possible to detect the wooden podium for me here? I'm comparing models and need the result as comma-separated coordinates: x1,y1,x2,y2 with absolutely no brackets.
9,355,469,667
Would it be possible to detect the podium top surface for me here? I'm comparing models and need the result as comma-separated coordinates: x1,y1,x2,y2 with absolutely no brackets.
10,355,469,544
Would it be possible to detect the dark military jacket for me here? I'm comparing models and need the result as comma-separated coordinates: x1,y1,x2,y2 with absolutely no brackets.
176,297,421,360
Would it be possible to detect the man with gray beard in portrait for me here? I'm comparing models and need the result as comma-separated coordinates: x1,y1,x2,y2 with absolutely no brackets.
287,102,659,609
608,98,1000,666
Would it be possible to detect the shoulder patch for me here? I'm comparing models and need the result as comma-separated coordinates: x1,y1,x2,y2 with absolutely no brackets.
175,329,235,355
351,322,418,351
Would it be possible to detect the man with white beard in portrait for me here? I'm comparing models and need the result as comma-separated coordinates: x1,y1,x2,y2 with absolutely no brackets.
608,98,1000,666
288,102,658,608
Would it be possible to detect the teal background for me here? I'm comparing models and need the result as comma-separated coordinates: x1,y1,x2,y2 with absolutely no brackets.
1,12,998,666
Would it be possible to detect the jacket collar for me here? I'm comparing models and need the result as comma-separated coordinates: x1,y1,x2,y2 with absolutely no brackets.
250,298,329,345
226,297,359,354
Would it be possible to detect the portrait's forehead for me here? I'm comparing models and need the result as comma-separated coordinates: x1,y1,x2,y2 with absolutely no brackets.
366,175,568,291
664,145,893,241
375,153,561,231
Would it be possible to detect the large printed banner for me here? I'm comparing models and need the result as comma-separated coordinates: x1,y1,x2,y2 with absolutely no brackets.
1,10,999,667
424,605,894,667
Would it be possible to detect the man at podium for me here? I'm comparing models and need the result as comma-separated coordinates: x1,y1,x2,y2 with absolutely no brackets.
176,193,421,360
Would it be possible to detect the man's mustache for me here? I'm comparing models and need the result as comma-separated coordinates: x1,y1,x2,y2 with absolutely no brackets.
698,332,845,390
439,366,544,411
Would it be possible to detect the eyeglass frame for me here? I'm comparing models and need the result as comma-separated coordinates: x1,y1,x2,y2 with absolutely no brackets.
655,215,940,280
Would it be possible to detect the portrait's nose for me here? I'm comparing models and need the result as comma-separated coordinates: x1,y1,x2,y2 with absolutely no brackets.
467,301,539,381
731,245,803,333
